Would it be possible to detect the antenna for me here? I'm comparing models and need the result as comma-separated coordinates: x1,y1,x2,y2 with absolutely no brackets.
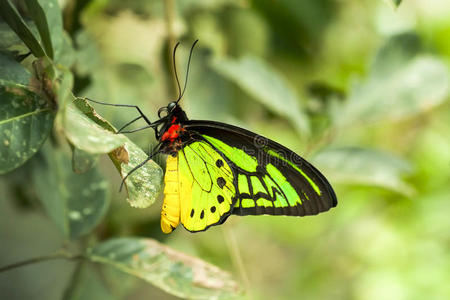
176,39,199,103
172,42,182,99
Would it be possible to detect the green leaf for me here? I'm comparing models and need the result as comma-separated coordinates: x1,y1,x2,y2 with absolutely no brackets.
0,52,32,84
35,0,71,65
212,56,310,136
0,82,55,174
32,142,109,239
0,21,26,51
312,147,415,196
334,34,450,127
63,102,128,154
56,31,76,67
71,146,99,174
109,140,163,208
86,238,241,299
54,67,74,106
370,33,421,78
0,0,45,57
54,70,89,175
73,31,102,76
72,97,116,131
24,0,54,59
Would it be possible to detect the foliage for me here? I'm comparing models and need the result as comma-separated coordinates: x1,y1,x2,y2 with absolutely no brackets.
0,0,449,299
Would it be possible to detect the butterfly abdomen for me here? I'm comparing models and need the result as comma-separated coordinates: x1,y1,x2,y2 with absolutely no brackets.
161,155,180,233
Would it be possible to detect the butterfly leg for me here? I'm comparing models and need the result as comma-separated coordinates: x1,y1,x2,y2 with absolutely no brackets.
83,97,153,125
118,118,168,134
117,116,143,133
119,143,162,191
83,97,170,134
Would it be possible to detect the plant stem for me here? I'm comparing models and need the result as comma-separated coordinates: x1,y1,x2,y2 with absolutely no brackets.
0,250,83,273
163,0,179,97
222,225,253,300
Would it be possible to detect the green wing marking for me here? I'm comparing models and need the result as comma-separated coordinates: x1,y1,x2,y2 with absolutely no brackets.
266,149,321,196
202,135,258,172
201,134,335,216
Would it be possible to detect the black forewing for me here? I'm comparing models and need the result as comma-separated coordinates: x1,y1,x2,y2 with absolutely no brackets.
182,120,337,217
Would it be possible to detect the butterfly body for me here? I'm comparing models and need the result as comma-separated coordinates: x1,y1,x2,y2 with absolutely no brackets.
157,103,337,233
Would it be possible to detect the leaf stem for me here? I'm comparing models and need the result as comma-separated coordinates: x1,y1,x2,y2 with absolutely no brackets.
0,250,83,273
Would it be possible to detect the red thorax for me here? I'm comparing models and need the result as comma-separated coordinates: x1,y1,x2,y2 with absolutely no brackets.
161,117,184,141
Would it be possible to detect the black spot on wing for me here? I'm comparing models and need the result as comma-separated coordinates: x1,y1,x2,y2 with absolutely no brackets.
216,159,224,168
217,177,226,188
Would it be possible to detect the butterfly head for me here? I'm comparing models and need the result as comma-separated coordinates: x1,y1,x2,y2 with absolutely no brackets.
167,101,177,111
158,101,176,118
157,101,187,121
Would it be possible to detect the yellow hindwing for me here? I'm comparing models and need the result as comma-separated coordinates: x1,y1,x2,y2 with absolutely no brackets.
161,155,180,233
160,141,236,233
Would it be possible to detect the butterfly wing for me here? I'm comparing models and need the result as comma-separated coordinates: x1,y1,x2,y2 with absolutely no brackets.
161,138,236,233
182,121,337,217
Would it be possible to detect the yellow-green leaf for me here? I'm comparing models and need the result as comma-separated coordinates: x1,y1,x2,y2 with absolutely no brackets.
109,140,163,208
63,102,127,154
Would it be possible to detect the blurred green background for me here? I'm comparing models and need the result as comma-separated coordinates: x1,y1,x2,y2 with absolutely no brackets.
1,0,449,299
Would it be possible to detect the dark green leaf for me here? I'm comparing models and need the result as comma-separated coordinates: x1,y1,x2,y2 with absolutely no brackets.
312,147,415,196
212,56,310,136
32,142,109,239
0,0,45,57
36,0,70,64
24,0,54,59
87,238,241,299
0,81,55,174
0,21,25,50
0,52,31,84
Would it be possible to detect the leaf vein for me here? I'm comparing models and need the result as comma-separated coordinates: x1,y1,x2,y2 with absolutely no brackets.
0,108,51,126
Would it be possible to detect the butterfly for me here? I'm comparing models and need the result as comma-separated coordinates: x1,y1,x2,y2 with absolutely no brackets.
89,40,337,233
